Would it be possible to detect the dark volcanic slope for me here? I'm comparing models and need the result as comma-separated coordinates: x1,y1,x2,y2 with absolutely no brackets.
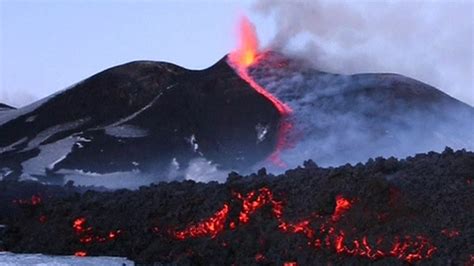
0,103,15,111
1,51,473,187
1,148,473,265
249,52,474,168
0,58,280,185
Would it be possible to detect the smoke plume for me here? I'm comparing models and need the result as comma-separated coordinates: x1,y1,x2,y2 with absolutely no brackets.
253,0,474,105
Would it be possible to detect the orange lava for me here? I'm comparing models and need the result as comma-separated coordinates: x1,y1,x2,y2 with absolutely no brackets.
74,251,87,257
167,187,437,263
13,194,42,206
228,15,293,166
228,16,259,67
171,204,230,240
72,217,122,254
255,253,265,262
227,15,292,114
332,194,352,222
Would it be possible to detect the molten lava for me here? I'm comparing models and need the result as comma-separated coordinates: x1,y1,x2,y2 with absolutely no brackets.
171,204,229,240
74,251,87,257
332,194,352,222
72,217,122,255
13,194,42,206
166,187,438,263
228,15,293,166
228,16,292,116
229,16,259,67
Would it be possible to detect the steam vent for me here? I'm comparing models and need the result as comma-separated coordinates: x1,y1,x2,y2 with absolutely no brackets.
1,13,474,266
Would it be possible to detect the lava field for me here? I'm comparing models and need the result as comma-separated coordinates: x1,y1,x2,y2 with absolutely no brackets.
0,147,473,265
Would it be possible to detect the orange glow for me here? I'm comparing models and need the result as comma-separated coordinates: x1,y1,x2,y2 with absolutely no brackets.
228,16,292,115
227,15,293,166
171,204,230,240
72,217,122,255
229,16,259,68
166,188,437,263
332,195,352,222
74,251,87,257
13,194,42,206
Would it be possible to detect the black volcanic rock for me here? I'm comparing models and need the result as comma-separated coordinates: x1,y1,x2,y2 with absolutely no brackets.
0,57,280,185
1,149,473,265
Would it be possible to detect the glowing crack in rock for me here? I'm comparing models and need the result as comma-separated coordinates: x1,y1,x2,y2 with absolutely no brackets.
13,195,42,206
166,187,437,263
72,217,122,256
171,204,230,240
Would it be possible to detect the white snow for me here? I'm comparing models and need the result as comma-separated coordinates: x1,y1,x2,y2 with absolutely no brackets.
25,115,37,123
255,123,269,143
0,100,49,127
165,157,181,181
47,155,68,170
105,124,148,138
108,83,176,127
184,158,228,183
59,169,155,189
0,252,133,266
0,78,89,127
0,89,67,127
21,136,77,178
186,134,203,155
0,137,28,154
76,136,92,142
0,168,13,180
24,118,90,151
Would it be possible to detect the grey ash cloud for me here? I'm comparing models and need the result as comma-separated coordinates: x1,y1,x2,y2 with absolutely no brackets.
254,0,474,105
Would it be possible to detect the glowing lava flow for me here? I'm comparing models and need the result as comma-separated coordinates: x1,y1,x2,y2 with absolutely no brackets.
13,195,42,206
172,204,230,240
228,16,293,167
167,187,437,263
72,217,122,256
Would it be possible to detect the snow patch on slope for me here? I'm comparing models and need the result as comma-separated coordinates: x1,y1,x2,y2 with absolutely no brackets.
59,169,155,189
0,137,28,154
0,85,74,127
24,118,90,151
0,252,133,266
105,124,148,138
21,136,78,179
184,158,228,183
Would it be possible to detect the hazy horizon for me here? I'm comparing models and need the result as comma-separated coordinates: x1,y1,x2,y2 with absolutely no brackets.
1,0,473,107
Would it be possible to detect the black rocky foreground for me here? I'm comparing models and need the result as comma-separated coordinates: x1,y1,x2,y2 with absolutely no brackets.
1,148,473,265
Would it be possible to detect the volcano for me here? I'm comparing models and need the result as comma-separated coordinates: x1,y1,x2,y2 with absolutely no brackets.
0,57,282,187
1,50,473,187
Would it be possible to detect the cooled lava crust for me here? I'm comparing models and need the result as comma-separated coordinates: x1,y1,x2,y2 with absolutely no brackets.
1,148,473,265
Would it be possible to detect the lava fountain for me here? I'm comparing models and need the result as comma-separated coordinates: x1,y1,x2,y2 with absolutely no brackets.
228,15,293,167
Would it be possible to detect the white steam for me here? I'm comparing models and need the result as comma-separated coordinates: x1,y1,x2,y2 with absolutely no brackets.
253,0,474,105
248,51,474,171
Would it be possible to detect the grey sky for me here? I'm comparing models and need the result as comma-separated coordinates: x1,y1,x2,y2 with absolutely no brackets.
1,0,472,107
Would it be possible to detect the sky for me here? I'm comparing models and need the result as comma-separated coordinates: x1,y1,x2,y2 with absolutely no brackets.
0,0,274,107
1,0,473,107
